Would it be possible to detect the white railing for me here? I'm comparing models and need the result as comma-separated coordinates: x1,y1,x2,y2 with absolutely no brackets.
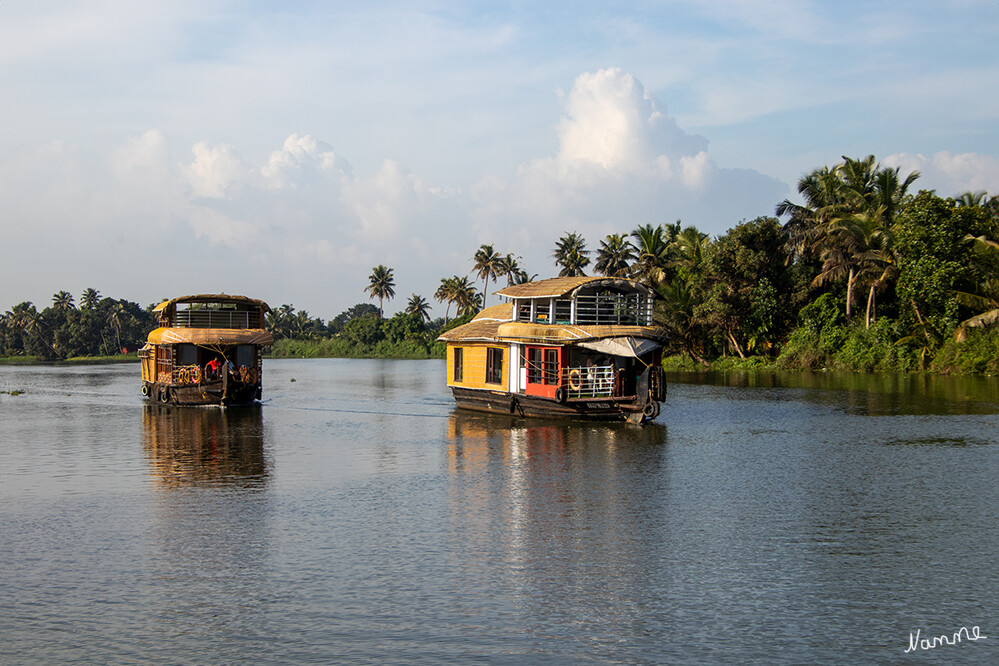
562,365,615,399
514,293,654,326
573,294,652,326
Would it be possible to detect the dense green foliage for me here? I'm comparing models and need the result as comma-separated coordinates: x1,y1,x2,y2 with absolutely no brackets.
267,309,480,360
1,291,154,361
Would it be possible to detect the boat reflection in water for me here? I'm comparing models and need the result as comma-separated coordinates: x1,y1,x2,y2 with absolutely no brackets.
445,410,668,471
142,404,269,488
443,411,671,627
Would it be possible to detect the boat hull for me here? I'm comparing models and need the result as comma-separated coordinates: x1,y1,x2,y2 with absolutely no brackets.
142,378,262,407
450,386,660,423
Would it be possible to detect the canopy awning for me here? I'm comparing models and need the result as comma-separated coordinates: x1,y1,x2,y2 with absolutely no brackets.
576,336,661,358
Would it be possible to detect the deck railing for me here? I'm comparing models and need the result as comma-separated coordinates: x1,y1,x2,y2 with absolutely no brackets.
562,365,615,399
172,309,261,329
573,294,653,326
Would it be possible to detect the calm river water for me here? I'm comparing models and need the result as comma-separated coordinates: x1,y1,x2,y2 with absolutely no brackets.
1,359,997,664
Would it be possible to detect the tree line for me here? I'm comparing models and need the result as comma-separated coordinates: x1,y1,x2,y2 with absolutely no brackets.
5,154,999,371
343,155,999,371
1,290,155,360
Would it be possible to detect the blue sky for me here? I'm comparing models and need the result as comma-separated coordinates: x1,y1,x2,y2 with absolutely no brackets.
2,1,998,319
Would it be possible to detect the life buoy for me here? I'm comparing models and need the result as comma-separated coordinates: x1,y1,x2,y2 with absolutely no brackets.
555,386,566,403
141,384,149,397
190,366,202,383
567,368,582,390
158,386,170,403
180,368,190,384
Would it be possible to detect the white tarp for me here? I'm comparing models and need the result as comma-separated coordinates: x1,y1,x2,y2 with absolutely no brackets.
576,337,661,358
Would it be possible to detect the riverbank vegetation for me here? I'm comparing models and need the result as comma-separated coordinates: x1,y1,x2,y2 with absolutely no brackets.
0,290,153,362
3,155,998,372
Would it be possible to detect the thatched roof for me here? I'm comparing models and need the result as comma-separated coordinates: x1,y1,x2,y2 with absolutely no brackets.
436,303,513,342
152,294,271,314
494,276,650,299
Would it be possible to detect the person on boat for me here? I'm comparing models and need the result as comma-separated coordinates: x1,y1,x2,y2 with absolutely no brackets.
206,357,222,380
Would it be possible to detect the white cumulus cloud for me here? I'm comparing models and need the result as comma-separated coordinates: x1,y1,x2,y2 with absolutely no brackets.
884,151,999,197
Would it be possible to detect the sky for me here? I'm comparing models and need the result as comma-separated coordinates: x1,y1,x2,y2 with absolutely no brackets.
2,1,999,321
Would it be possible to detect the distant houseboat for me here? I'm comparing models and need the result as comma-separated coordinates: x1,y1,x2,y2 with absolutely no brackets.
139,294,272,406
438,277,667,423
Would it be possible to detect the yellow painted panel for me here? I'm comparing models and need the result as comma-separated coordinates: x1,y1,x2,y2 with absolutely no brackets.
446,343,506,390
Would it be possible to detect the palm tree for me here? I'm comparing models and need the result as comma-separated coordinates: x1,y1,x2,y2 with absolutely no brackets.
631,222,679,287
495,253,528,286
954,235,999,341
454,280,482,317
293,310,316,339
405,294,432,324
782,155,919,323
266,304,296,338
594,234,636,277
656,278,709,366
834,156,919,326
435,276,480,320
472,244,502,307
80,288,101,310
552,232,589,277
434,277,458,323
52,291,75,311
108,302,127,352
776,165,846,262
674,225,709,280
364,264,396,317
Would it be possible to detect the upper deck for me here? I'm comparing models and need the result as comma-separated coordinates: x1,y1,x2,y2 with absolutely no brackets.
439,277,662,346
495,277,654,327
152,294,271,330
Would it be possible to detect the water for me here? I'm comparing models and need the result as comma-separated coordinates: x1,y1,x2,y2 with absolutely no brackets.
1,360,997,663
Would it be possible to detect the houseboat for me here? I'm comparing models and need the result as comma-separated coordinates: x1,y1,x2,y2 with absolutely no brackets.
138,294,273,406
438,277,667,423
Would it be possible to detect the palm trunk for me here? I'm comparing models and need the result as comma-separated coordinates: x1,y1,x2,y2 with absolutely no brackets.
866,284,876,329
846,268,854,318
685,344,711,368
726,329,746,359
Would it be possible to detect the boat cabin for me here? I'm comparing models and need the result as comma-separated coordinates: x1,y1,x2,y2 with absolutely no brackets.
139,294,273,406
439,277,665,422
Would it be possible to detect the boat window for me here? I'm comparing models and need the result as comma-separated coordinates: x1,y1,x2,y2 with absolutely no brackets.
554,299,572,324
486,348,503,384
236,345,256,367
454,347,463,382
534,300,551,323
526,348,542,383
543,349,559,384
516,301,532,323
176,344,198,366
526,347,559,385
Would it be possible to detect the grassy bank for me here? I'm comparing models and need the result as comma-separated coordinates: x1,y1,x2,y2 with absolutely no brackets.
663,325,999,375
0,354,138,365
268,337,446,360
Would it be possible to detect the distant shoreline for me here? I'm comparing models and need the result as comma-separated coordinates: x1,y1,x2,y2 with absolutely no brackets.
3,353,995,378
